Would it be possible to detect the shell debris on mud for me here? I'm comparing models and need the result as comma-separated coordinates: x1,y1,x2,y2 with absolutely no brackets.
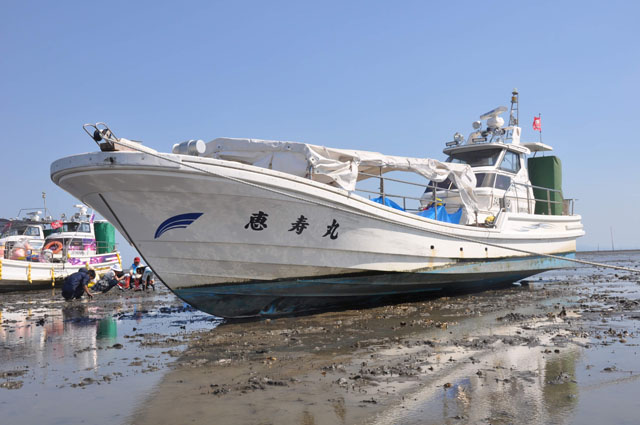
2,251,640,425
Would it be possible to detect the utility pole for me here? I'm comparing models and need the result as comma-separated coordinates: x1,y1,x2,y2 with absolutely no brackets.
610,227,615,251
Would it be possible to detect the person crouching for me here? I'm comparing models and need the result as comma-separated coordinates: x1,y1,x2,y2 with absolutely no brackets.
62,268,96,301
93,264,125,293
141,266,155,291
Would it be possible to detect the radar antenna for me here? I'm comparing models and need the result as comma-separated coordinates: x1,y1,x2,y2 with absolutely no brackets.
479,106,507,120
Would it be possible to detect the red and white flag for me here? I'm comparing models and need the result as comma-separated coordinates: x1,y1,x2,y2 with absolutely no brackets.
51,220,63,229
532,116,541,132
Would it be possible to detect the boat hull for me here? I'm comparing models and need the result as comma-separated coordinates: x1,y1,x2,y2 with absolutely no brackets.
51,151,584,317
0,253,120,293
175,253,573,318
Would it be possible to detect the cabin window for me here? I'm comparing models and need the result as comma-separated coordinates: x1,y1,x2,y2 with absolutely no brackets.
447,148,502,167
474,173,496,188
50,222,91,234
424,178,455,193
495,174,512,190
68,238,85,251
65,238,97,252
25,226,40,236
3,228,21,237
499,151,521,173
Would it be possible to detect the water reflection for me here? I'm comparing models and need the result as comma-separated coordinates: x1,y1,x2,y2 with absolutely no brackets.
543,352,579,417
96,317,118,342
0,289,216,425
371,321,582,425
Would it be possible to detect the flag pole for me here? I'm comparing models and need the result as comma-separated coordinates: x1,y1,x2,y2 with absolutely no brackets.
538,113,542,143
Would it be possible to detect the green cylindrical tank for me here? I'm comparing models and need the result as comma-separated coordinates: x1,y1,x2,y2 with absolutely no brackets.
94,221,116,253
527,156,563,215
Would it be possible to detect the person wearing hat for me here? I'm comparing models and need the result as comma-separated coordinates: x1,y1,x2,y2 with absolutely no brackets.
94,264,126,293
123,256,143,290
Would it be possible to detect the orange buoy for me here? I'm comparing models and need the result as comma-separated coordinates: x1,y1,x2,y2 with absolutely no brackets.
43,240,63,254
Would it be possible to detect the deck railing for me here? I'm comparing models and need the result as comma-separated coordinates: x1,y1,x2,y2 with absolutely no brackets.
1,241,119,261
354,171,465,221
353,169,577,220
501,181,575,216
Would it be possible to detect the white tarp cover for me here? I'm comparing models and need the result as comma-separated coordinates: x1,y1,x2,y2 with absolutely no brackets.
205,138,479,212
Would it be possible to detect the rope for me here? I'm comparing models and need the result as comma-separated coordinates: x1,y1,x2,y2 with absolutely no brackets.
100,136,640,274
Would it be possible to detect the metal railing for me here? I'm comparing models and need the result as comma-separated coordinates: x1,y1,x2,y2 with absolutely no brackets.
2,241,119,262
354,171,465,221
353,169,578,222
500,181,575,216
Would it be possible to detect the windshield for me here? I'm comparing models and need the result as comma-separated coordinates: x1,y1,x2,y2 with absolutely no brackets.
25,226,41,236
447,148,503,167
48,222,91,234
498,150,521,173
0,225,28,238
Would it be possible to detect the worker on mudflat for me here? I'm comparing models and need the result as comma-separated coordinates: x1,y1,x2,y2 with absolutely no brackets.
130,256,143,290
141,266,155,291
93,264,126,293
61,268,96,301
118,256,142,290
129,257,142,276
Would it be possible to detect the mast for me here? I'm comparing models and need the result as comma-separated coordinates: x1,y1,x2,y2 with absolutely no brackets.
42,192,47,218
506,88,519,140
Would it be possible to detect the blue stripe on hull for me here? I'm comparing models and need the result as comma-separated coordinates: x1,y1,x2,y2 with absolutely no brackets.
174,253,575,318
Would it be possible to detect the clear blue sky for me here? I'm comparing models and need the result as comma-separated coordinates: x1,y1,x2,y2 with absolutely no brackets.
2,0,639,255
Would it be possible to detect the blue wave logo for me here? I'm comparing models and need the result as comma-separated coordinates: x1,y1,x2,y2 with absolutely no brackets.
154,212,203,239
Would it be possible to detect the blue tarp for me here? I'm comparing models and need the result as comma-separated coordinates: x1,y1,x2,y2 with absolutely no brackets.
417,205,462,224
371,197,404,211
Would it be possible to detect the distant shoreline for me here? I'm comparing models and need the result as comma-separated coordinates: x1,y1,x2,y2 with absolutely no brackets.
578,249,640,254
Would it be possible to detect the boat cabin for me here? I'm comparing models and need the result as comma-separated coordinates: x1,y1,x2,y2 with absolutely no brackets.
42,206,98,260
423,141,536,224
0,220,47,259
420,92,564,225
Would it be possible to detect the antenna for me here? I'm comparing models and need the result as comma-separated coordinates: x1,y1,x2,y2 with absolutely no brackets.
479,106,507,120
509,88,519,126
506,89,519,141
42,191,48,218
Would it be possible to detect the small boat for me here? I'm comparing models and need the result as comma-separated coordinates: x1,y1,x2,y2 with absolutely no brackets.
50,91,584,317
0,211,48,261
0,205,122,292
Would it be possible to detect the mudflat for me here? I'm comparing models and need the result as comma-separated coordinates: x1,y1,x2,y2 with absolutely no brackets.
133,251,640,425
2,251,640,425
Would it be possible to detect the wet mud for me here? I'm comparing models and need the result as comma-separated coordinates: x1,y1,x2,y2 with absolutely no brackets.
131,252,640,425
0,286,218,424
2,251,640,424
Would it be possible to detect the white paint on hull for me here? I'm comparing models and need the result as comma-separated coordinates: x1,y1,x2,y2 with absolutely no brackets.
51,151,583,292
0,256,119,290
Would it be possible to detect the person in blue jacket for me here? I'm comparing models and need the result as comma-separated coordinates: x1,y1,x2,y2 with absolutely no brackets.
62,268,96,301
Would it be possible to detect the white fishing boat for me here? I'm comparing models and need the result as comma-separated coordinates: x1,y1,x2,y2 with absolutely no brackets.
0,205,122,292
50,91,584,317
0,211,48,258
